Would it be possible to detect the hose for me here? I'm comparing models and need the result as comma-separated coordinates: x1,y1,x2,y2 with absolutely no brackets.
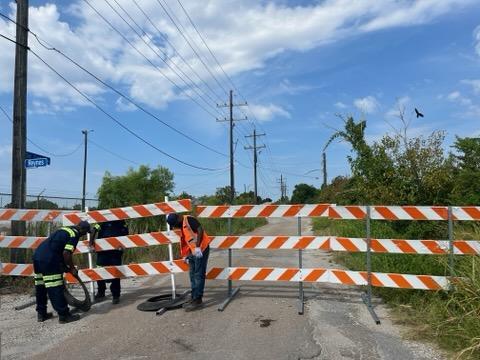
64,273,92,312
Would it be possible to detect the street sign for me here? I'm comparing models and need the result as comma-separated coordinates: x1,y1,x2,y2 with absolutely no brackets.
25,158,49,168
25,151,51,169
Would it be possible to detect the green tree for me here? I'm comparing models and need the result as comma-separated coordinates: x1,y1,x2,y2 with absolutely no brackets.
290,183,319,204
97,165,174,208
451,137,480,204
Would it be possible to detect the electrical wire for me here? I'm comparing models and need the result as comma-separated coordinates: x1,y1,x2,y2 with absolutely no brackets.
0,103,83,157
82,0,219,119
103,0,223,115
0,10,228,158
154,0,229,96
88,138,140,166
0,33,222,171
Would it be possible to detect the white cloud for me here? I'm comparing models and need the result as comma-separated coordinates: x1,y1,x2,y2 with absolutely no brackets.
0,145,12,158
462,79,480,95
249,103,291,122
334,102,347,109
0,0,475,113
446,90,480,117
354,96,380,114
474,25,480,56
385,96,411,118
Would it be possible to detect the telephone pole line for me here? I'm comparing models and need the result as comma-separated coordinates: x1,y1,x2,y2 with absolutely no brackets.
322,152,327,188
217,90,247,204
10,0,29,263
244,128,265,204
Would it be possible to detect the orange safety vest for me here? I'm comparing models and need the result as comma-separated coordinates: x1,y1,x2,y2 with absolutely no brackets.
180,215,211,257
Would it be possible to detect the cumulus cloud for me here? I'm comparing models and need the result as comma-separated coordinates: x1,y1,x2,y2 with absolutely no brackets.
0,0,475,113
474,25,480,56
446,90,480,117
354,96,380,114
334,101,347,109
249,103,290,121
462,79,480,95
385,96,411,118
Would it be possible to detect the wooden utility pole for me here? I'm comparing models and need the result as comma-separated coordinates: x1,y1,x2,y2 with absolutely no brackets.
322,152,327,188
217,90,247,204
244,128,265,204
81,130,92,211
10,0,29,262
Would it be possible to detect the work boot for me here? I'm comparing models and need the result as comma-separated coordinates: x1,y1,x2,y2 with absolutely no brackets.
58,313,81,324
94,292,106,302
37,312,53,322
184,298,202,312
112,297,120,305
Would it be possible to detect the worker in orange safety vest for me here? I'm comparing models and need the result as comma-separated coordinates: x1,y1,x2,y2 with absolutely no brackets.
166,213,211,311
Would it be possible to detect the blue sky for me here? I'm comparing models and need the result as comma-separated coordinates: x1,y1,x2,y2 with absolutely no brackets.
0,0,479,201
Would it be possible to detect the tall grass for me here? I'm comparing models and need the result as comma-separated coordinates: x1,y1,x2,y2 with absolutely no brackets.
313,218,480,358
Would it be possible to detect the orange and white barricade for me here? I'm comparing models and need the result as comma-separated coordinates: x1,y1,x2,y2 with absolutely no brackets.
196,203,330,314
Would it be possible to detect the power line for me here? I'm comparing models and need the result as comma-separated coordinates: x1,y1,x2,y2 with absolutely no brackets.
82,0,220,119
154,0,229,96
0,33,221,171
89,139,140,166
104,0,223,114
129,0,226,105
0,103,83,157
0,10,227,158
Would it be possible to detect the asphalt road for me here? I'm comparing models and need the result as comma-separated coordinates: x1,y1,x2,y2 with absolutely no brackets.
3,218,446,360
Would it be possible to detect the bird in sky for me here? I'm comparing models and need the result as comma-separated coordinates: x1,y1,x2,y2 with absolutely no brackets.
415,108,424,118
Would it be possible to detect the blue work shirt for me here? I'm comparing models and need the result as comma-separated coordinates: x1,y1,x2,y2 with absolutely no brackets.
33,227,81,264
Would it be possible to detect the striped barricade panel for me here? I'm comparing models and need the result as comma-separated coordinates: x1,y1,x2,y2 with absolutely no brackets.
1,260,189,283
452,207,480,221
0,209,76,223
196,204,329,218
330,206,450,220
206,267,449,290
209,236,330,250
62,199,192,225
0,231,181,252
332,237,480,255
330,205,480,221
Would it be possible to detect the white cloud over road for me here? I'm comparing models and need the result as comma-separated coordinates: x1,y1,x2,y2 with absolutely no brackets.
0,0,475,113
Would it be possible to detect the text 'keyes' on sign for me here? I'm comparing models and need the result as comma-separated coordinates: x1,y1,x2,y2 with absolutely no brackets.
25,151,51,169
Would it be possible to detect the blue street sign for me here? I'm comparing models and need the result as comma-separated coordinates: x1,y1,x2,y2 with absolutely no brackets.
25,158,50,168
25,151,51,169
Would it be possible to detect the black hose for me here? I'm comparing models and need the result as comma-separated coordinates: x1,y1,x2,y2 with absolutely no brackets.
64,274,92,312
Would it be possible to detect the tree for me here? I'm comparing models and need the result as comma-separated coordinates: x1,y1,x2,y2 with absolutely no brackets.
290,183,318,204
451,137,480,204
97,165,174,209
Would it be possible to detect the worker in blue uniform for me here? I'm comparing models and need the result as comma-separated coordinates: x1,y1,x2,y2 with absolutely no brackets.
90,220,128,304
32,220,92,324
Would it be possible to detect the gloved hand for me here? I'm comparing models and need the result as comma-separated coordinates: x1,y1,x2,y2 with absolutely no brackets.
194,247,203,258
69,266,78,277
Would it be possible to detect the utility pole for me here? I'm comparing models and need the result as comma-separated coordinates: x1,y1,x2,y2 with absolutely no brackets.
10,0,29,263
277,175,287,203
217,90,247,204
81,130,92,211
322,152,327,188
244,128,265,204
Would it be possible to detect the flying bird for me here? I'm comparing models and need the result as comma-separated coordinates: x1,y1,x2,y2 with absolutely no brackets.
415,108,424,118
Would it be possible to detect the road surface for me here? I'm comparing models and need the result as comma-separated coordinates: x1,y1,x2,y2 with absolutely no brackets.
0,218,446,359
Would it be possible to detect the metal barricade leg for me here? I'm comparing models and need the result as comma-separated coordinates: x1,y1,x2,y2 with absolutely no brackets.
218,218,240,311
85,206,95,301
362,205,380,325
448,206,454,290
297,216,304,315
165,196,176,300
